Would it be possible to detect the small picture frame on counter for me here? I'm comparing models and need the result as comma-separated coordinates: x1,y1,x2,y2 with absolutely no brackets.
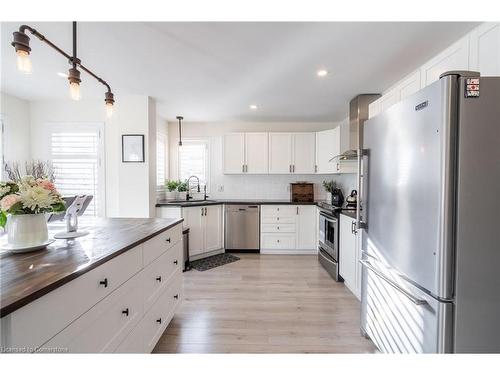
122,134,145,163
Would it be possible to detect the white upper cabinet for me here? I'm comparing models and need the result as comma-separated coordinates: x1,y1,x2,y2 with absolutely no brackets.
292,133,316,174
245,132,269,174
399,70,421,99
469,22,500,76
316,128,340,174
269,133,293,174
420,36,470,87
223,133,245,174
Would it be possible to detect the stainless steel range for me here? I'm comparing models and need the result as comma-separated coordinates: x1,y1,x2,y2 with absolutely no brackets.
317,202,342,281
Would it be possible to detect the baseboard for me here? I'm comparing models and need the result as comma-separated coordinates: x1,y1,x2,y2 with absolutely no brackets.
260,249,318,255
189,248,225,261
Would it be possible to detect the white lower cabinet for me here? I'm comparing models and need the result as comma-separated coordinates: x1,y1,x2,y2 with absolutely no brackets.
1,223,185,353
260,205,317,254
182,204,223,259
339,213,360,300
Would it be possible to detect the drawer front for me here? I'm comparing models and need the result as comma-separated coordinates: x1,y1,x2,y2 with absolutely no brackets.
261,216,296,224
261,223,296,233
6,245,143,349
143,224,182,266
41,272,144,353
261,205,296,217
261,233,296,249
115,319,145,353
142,241,183,312
142,272,183,353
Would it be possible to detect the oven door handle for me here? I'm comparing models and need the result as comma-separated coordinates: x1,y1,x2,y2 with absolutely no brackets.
320,214,337,224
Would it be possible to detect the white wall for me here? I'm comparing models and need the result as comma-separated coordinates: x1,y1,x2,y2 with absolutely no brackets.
29,95,157,218
168,121,357,200
0,93,31,167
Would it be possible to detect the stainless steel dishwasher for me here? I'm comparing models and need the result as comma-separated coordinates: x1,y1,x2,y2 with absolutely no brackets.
224,205,260,252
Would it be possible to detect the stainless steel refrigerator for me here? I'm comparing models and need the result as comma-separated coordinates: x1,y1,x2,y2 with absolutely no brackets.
358,71,500,353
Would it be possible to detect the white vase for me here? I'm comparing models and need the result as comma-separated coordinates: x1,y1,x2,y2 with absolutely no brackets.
177,192,187,201
7,214,49,247
166,191,178,201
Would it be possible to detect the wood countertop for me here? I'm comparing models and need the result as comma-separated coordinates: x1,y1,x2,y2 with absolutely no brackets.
0,217,183,318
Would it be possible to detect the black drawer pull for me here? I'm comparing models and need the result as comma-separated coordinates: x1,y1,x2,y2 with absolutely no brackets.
99,278,108,288
166,238,171,243
156,318,162,324
173,260,178,265
122,308,129,316
156,276,162,282
174,294,179,299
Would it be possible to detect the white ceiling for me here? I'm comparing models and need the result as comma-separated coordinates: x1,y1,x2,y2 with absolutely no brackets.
1,22,478,122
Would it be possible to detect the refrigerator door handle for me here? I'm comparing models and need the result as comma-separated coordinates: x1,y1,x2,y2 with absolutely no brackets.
360,259,428,306
357,149,368,231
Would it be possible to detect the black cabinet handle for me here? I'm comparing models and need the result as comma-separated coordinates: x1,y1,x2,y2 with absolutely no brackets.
174,294,179,299
166,237,171,243
122,308,129,316
173,260,178,265
156,276,162,282
156,318,162,324
99,278,108,288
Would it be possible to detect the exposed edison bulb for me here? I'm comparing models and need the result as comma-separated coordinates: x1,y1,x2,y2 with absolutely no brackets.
69,82,81,101
16,50,32,74
106,102,114,118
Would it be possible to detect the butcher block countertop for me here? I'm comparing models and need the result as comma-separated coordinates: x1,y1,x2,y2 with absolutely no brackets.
0,217,183,318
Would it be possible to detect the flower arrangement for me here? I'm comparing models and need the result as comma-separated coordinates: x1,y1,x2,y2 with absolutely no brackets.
0,171,66,228
165,179,180,192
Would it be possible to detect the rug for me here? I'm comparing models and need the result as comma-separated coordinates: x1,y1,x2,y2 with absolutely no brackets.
190,253,240,271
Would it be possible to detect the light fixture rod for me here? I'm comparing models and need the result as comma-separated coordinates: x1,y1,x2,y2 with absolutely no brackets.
16,23,112,94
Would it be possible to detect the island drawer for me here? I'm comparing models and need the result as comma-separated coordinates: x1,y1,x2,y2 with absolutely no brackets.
142,241,182,312
261,233,296,249
261,223,296,233
141,271,182,353
40,270,144,353
3,244,143,350
143,225,183,266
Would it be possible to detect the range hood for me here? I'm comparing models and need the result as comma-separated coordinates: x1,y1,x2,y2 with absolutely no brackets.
330,93,381,161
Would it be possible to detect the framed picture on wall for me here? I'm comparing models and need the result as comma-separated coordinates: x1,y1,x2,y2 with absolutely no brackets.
122,134,145,163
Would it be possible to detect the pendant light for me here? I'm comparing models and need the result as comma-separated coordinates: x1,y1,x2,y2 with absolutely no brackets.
11,22,115,116
177,116,183,146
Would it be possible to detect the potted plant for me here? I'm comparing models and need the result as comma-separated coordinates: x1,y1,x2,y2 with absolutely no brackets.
165,179,179,200
0,173,66,247
177,180,188,201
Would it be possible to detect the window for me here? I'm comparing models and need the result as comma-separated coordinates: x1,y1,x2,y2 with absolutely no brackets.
49,123,105,217
178,139,209,188
156,131,166,187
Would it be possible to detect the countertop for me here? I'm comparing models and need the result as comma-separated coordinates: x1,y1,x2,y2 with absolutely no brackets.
156,199,324,207
0,217,183,318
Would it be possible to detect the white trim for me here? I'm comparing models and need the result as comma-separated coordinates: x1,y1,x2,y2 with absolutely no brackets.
260,249,318,255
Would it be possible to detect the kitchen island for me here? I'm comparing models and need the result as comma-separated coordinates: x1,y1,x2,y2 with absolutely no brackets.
0,217,184,353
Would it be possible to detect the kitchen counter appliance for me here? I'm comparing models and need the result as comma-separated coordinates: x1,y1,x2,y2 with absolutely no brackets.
359,71,500,353
225,205,260,252
317,202,342,281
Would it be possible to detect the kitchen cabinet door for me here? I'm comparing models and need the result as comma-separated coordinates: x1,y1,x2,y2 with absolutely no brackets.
316,128,339,174
182,207,205,256
204,205,223,252
469,22,500,76
296,205,317,249
292,133,316,174
223,133,245,174
245,132,268,174
339,214,358,299
268,133,292,174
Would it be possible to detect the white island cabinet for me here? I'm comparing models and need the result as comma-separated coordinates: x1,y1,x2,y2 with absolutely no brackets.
260,205,317,254
0,220,184,353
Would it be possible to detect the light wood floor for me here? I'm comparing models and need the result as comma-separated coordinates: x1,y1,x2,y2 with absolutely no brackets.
153,253,376,353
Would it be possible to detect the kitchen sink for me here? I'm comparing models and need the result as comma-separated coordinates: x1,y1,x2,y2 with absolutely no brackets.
165,199,217,205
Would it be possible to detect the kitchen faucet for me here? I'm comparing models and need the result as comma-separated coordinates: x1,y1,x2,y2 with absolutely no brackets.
186,175,200,200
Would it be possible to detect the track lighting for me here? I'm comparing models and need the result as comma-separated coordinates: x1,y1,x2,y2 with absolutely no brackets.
11,22,115,116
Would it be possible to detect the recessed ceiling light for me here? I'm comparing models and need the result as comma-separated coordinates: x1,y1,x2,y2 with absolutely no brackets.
57,72,68,78
249,104,258,110
316,69,328,77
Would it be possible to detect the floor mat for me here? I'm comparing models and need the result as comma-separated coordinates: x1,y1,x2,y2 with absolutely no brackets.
190,253,240,271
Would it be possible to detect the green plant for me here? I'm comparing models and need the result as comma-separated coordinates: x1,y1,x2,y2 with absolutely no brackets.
165,179,179,192
322,180,336,193
177,180,188,192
